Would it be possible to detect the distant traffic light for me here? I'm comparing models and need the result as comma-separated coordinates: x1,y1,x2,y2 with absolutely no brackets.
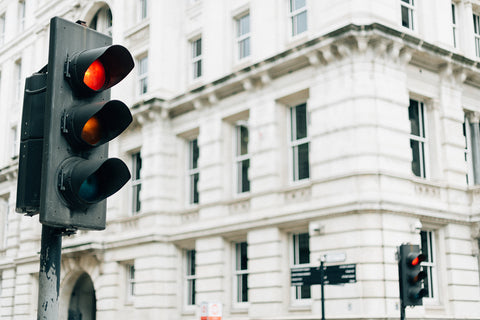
39,17,134,230
398,243,427,306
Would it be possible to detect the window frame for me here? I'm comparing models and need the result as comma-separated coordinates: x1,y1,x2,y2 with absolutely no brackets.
401,0,415,30
18,0,25,32
131,151,142,215
289,103,310,182
191,37,202,80
236,12,251,60
233,241,249,305
126,263,136,302
185,249,196,306
452,2,458,48
137,55,148,96
187,138,200,205
463,114,475,185
234,123,250,194
290,232,311,302
420,230,439,303
289,0,307,37
409,99,428,179
15,59,22,103
0,13,5,45
139,0,148,21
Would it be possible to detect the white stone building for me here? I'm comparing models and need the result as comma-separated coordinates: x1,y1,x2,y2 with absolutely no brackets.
0,0,479,319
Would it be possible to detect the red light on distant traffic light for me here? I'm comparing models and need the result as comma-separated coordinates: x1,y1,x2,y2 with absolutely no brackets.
83,59,106,91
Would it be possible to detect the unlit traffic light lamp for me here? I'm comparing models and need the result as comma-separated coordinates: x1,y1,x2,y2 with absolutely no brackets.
39,17,134,230
399,244,428,306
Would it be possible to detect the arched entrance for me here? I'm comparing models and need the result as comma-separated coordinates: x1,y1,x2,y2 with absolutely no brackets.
68,273,96,320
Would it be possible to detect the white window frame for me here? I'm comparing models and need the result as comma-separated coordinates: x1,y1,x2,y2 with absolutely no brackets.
289,103,310,182
474,13,480,58
90,6,112,36
463,114,475,185
191,37,202,80
420,230,439,303
409,99,428,179
290,232,311,303
126,264,136,302
401,0,415,30
185,249,196,306
138,55,148,96
15,59,22,103
233,241,248,305
10,126,18,159
18,0,25,32
236,13,251,60
131,151,142,215
0,13,5,45
452,2,458,48
289,0,307,37
187,138,199,204
139,0,148,21
235,123,250,194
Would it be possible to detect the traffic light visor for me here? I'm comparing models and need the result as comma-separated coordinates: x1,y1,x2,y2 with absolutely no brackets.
409,253,426,266
60,158,131,208
69,45,134,94
65,100,133,149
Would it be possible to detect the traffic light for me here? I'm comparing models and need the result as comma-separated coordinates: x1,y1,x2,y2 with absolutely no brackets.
398,243,427,306
39,17,134,230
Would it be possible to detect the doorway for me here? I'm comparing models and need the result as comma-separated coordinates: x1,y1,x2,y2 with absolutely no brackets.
68,273,96,320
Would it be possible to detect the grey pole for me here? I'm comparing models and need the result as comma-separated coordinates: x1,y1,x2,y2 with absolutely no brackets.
37,225,62,320
320,259,325,320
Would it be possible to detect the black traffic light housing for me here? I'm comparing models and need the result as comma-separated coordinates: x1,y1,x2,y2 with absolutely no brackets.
39,17,133,230
398,243,427,306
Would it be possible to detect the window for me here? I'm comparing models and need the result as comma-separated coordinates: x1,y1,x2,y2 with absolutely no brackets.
234,241,248,303
474,14,480,57
131,152,142,214
10,126,18,159
235,124,250,193
291,232,310,300
420,230,437,300
191,38,202,79
15,59,22,102
236,13,250,60
463,114,475,185
0,14,5,45
138,56,148,95
18,0,25,32
289,0,307,36
452,3,458,48
290,103,310,181
185,249,196,305
188,139,199,204
401,0,415,30
89,6,112,36
126,264,136,301
409,99,427,178
139,0,148,21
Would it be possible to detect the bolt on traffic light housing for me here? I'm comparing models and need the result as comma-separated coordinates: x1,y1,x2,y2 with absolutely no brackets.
39,17,134,230
398,243,428,306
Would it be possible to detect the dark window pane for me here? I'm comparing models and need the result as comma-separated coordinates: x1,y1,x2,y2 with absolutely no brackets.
295,103,307,140
298,233,310,264
409,99,420,136
410,140,421,177
402,6,410,28
297,143,310,180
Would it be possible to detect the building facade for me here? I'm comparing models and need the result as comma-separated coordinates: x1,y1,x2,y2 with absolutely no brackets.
0,0,480,319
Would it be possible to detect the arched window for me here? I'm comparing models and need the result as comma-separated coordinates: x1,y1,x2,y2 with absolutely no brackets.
89,5,112,36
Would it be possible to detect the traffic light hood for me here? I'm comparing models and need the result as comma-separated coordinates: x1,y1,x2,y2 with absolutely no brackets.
68,45,134,94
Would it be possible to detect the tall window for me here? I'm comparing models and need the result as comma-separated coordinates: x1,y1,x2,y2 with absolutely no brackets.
401,0,415,30
10,126,18,159
452,3,458,48
15,59,22,102
289,0,307,36
138,56,148,95
188,139,199,204
18,0,25,32
89,6,112,36
291,232,310,300
420,230,437,300
409,99,427,178
463,115,475,185
185,249,196,305
139,0,148,21
126,264,136,301
236,13,250,60
191,38,202,79
290,103,309,181
235,124,250,194
131,152,142,214
0,14,5,45
234,241,248,303
474,14,480,57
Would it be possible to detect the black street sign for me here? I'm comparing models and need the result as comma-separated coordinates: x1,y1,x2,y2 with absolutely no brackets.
291,264,356,286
